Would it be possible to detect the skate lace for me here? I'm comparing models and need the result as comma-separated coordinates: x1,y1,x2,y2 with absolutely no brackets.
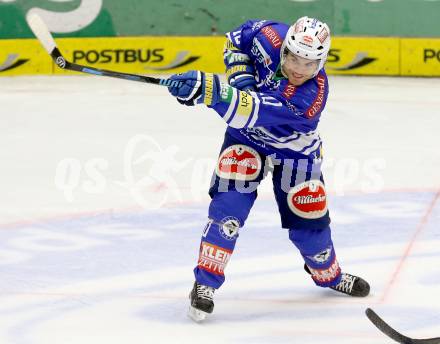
333,273,356,293
196,284,214,301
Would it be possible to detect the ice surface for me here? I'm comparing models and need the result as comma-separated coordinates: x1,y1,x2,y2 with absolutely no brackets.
0,75,439,343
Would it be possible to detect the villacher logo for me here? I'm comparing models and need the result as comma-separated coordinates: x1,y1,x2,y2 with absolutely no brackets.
0,54,29,72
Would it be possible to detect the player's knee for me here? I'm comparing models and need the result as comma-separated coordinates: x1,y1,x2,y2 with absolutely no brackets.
288,226,332,255
208,191,256,226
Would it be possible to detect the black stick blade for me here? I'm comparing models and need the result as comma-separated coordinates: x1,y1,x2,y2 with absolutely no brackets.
366,308,440,344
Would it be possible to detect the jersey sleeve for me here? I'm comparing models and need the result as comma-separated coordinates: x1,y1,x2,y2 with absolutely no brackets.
210,83,323,133
224,20,266,53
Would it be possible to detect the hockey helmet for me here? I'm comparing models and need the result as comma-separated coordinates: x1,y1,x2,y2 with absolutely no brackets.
281,16,331,77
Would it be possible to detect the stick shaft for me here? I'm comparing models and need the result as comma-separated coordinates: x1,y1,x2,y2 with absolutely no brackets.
26,13,182,88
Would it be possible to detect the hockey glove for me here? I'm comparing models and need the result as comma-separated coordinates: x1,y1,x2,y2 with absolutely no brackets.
167,71,221,107
224,51,257,92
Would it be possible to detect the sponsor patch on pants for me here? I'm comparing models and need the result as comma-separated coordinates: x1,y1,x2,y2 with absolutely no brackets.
287,180,327,219
198,242,232,276
308,258,341,284
215,145,262,181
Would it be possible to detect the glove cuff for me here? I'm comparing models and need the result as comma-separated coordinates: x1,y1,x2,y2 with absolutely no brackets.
198,73,220,106
226,64,254,82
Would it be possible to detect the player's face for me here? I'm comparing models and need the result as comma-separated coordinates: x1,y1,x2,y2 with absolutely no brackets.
282,52,320,86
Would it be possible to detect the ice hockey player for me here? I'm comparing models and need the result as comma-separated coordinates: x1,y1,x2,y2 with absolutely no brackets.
166,16,370,322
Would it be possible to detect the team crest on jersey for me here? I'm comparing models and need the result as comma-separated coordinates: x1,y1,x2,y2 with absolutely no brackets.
216,145,262,181
287,180,327,219
219,216,240,240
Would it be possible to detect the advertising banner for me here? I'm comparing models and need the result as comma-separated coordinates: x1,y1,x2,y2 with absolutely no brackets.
0,39,52,75
401,38,440,76
326,37,400,76
52,36,225,76
1,36,439,77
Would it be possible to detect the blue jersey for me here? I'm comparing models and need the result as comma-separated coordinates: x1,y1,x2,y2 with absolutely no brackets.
210,20,329,166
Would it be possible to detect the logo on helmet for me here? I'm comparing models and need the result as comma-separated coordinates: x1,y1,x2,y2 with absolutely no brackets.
294,19,305,34
302,35,314,47
317,27,330,44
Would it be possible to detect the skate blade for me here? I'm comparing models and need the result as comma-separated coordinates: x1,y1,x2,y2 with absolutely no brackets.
188,305,209,322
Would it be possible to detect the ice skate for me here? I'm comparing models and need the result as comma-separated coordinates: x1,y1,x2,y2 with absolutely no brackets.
329,272,370,297
304,264,370,297
188,281,215,322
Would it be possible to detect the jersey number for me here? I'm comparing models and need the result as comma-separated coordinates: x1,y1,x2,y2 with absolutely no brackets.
261,96,282,107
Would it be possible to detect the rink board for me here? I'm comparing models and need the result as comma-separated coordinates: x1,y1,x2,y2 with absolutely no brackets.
0,36,439,77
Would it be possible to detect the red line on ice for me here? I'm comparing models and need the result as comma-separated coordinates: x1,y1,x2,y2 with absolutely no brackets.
380,189,440,303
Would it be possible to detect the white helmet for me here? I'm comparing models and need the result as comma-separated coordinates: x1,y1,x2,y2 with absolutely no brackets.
281,16,331,77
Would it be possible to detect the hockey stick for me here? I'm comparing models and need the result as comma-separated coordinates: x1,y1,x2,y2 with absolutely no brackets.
366,308,440,344
25,13,182,88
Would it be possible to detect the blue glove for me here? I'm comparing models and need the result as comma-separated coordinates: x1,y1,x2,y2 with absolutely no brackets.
224,52,257,92
167,71,221,106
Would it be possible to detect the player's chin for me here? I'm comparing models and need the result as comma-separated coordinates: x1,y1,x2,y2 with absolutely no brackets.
289,76,307,86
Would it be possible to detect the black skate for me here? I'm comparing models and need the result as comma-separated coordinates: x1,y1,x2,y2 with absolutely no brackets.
330,272,370,297
304,264,370,297
188,281,215,322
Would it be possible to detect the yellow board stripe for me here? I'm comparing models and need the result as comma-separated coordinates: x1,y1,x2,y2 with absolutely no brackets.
1,36,439,77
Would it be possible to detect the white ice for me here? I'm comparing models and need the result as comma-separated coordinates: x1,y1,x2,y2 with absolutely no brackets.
0,75,439,344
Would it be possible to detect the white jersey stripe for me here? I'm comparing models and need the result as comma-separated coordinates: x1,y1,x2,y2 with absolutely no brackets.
247,127,322,155
247,93,260,127
222,88,238,123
